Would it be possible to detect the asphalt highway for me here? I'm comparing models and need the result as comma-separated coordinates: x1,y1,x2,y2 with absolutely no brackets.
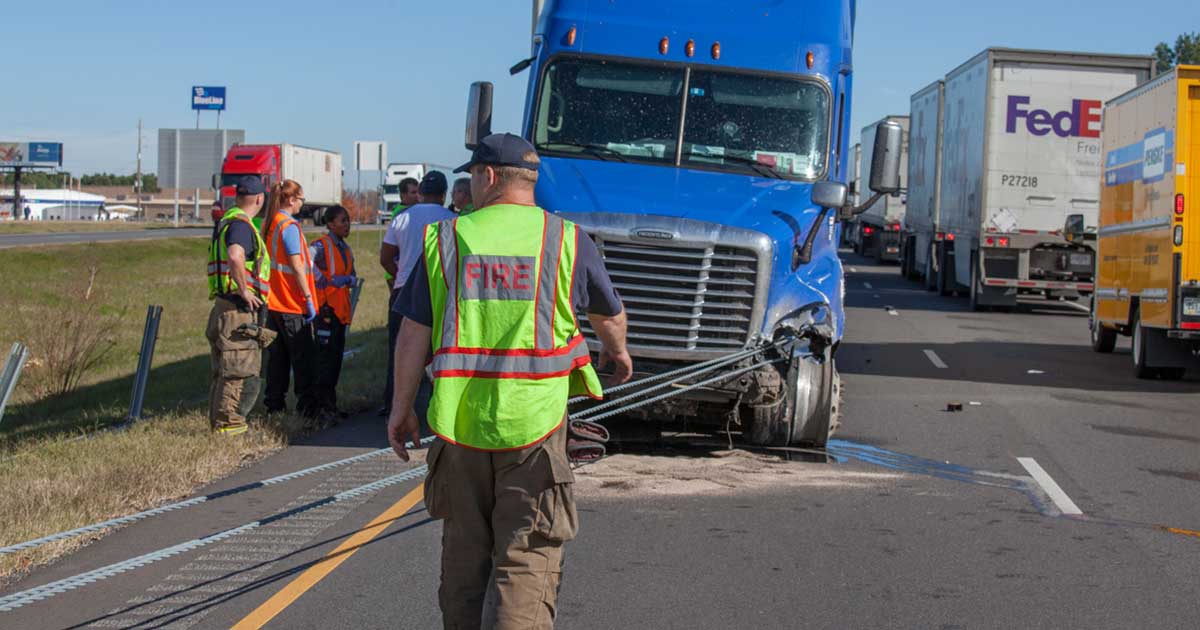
0,227,214,249
3,251,1199,629
0,224,384,249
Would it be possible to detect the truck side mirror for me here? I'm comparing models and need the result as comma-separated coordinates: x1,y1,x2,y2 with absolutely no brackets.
211,174,218,190
868,121,903,195
1064,213,1085,235
465,82,494,150
812,181,848,209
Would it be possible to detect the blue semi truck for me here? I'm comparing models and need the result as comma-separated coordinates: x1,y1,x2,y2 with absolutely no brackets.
465,0,900,446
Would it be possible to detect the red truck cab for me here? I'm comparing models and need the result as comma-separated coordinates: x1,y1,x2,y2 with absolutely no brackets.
215,145,280,217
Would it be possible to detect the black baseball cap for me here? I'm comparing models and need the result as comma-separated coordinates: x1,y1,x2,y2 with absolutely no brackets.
235,176,265,195
419,170,448,195
454,133,540,173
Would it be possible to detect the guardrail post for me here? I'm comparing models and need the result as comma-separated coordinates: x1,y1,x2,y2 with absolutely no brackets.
126,305,163,422
0,342,30,425
348,277,365,324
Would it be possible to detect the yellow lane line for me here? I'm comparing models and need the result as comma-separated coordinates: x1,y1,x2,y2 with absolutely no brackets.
231,483,426,630
1157,525,1200,540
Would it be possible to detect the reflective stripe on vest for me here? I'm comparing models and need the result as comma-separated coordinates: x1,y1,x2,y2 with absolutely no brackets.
424,204,603,451
430,334,592,378
315,234,355,324
207,208,270,299
265,214,317,314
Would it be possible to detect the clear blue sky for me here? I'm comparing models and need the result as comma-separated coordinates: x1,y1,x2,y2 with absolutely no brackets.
4,0,1195,180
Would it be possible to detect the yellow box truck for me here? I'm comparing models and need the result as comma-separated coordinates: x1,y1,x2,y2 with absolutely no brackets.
1091,66,1200,378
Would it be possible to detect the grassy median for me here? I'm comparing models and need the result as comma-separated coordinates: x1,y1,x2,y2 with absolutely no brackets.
0,226,392,584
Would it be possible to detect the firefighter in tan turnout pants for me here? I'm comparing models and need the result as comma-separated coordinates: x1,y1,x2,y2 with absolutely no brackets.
388,133,632,629
206,176,276,435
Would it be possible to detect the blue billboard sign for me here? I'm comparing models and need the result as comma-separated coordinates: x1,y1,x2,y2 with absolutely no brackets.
192,86,226,111
26,142,63,166
0,142,63,167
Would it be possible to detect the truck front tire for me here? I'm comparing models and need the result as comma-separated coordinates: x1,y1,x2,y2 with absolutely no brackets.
743,350,840,448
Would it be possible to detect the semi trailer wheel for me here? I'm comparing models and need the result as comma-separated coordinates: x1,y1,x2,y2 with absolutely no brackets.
1089,300,1117,354
969,251,985,312
923,244,937,292
936,244,953,296
1132,313,1158,380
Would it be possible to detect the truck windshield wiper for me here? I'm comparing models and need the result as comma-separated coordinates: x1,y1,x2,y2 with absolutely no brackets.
710,154,783,179
539,142,629,162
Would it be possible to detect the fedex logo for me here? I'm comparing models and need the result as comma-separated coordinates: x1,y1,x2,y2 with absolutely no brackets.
461,255,536,300
1005,96,1101,138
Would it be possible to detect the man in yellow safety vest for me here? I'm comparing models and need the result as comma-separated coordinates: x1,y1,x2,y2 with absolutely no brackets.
388,133,631,628
205,176,275,436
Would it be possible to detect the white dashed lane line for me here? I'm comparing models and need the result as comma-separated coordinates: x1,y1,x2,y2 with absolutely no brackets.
863,281,873,289
923,349,948,369
1017,457,1084,515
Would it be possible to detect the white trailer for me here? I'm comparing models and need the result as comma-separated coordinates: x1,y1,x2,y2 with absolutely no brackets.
853,116,909,262
281,143,342,211
841,143,861,247
902,80,944,288
380,162,460,221
937,48,1155,309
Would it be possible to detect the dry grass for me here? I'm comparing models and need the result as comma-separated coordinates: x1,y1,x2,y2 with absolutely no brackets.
0,226,392,584
0,412,285,584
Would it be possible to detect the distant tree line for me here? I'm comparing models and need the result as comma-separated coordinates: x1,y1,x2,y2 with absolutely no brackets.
1154,32,1200,73
0,172,159,193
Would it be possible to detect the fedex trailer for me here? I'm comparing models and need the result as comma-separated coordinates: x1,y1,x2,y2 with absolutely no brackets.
934,48,1155,309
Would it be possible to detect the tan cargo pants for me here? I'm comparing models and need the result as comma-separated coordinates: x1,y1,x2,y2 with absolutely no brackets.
205,297,262,433
424,424,578,630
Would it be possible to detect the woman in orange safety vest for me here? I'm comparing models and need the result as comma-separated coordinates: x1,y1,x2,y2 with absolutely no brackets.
310,205,357,416
262,179,321,421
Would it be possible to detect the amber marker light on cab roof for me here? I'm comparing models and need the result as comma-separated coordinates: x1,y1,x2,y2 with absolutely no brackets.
566,26,577,46
686,39,696,57
659,37,669,55
711,42,721,60
806,51,815,69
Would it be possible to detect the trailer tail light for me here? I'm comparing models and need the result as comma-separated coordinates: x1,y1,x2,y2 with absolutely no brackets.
890,223,901,232
1175,225,1184,246
566,26,577,47
659,37,669,55
945,232,955,241
1177,194,1186,215
863,226,874,235
985,236,1010,247
711,42,721,60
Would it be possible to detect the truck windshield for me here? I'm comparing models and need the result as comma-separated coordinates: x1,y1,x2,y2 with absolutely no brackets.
533,56,829,180
534,58,681,166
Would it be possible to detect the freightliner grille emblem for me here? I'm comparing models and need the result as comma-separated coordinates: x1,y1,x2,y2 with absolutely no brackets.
631,228,676,241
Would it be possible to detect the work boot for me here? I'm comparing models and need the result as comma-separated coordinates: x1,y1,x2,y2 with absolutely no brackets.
214,424,249,437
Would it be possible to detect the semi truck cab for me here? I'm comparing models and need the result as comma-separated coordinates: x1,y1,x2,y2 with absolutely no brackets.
463,0,899,447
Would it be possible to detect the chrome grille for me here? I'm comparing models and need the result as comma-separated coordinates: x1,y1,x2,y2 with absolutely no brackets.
579,236,760,354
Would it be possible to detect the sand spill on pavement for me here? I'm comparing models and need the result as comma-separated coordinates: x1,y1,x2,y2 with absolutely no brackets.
574,449,902,497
